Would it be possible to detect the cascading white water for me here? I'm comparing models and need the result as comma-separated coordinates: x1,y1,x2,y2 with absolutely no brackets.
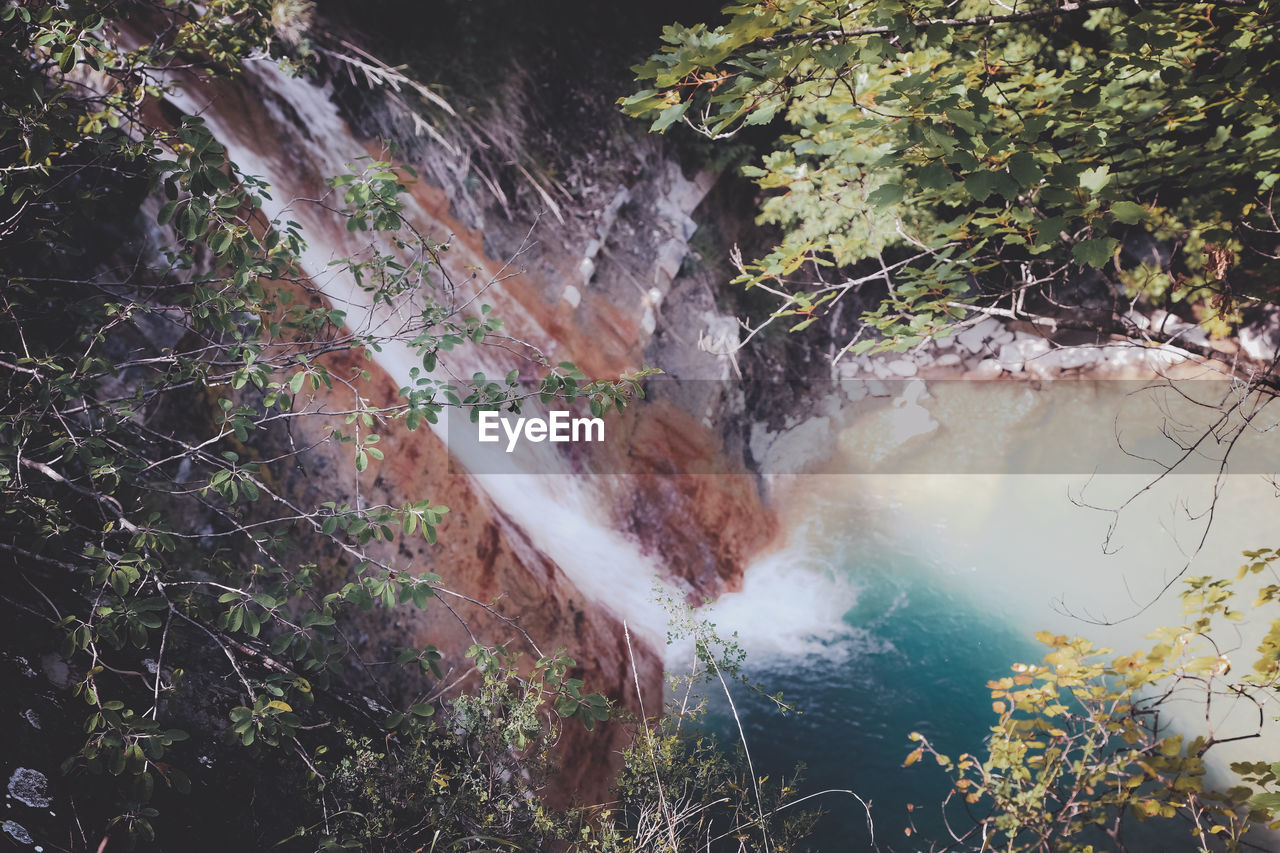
167,58,676,644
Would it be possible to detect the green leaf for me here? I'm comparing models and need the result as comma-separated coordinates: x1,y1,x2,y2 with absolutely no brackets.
1079,165,1111,194
866,183,905,207
1007,152,1043,187
745,101,781,126
1110,201,1148,224
964,171,998,202
1072,237,1119,268
1251,792,1280,812
650,100,690,132
917,161,954,191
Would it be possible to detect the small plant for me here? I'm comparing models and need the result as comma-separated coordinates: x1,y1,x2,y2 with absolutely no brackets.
909,548,1280,851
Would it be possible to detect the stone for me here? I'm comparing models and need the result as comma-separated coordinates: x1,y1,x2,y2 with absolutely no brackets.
1054,346,1103,370
997,342,1026,372
1002,335,1051,375
750,417,834,475
7,768,50,808
971,358,1004,378
1101,346,1144,369
956,316,1004,354
886,359,918,377
1012,334,1040,358
654,238,687,282
834,359,862,381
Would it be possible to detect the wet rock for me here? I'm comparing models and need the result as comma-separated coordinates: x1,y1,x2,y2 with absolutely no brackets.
3,820,33,846
1095,346,1147,371
7,768,50,809
38,656,68,689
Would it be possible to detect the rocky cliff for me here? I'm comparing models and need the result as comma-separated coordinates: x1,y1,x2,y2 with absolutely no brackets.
138,17,784,802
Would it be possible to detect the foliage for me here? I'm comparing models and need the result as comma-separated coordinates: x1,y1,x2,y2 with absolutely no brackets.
0,1,655,848
907,549,1280,851
593,594,817,853
293,648,600,851
606,720,816,853
273,605,819,853
625,0,1280,354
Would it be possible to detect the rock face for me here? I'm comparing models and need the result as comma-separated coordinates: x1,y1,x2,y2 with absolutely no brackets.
158,39,778,803
272,347,666,804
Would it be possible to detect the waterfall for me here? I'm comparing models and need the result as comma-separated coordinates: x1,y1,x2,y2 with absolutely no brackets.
164,58,704,650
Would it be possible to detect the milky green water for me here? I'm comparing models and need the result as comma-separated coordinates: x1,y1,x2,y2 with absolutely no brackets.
688,379,1280,851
